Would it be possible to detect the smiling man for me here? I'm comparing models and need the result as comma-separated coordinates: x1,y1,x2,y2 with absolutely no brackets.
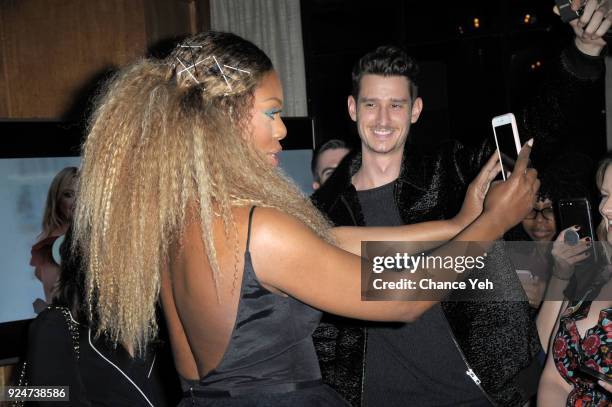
348,69,422,191
311,14,608,403
313,45,505,407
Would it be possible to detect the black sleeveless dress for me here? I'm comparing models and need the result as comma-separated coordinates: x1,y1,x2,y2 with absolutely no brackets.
178,207,349,406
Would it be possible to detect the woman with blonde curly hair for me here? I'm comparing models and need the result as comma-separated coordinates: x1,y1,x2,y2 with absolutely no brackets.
30,166,77,307
538,153,612,406
73,31,538,406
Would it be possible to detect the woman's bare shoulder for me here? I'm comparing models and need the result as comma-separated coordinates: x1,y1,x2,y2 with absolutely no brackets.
250,207,315,240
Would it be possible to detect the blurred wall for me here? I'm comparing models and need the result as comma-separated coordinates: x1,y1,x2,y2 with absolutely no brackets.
0,0,210,119
0,0,210,385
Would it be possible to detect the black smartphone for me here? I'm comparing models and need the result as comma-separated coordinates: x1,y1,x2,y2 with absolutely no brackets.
558,198,597,262
579,364,612,385
555,0,583,23
555,0,612,44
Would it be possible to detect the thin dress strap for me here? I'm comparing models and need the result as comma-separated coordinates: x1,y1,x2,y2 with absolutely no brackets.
246,206,256,253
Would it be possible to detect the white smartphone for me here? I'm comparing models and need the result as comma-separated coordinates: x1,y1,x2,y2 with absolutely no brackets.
492,113,522,181
516,269,534,280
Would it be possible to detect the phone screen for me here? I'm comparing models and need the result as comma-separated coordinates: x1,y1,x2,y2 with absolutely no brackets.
558,200,595,240
558,199,597,263
494,123,519,175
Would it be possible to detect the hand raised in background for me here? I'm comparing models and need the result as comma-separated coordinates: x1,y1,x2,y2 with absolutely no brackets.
555,0,611,55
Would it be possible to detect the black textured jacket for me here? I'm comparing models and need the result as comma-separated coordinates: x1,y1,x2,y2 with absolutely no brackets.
311,42,605,407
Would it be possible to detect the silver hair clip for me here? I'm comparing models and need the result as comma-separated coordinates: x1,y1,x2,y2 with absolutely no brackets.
175,48,251,91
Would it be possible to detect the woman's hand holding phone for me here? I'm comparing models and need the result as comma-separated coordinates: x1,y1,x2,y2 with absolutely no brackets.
454,153,502,228
482,139,541,232
551,226,592,279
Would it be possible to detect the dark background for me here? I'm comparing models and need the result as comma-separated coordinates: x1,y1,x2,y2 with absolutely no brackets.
1,0,604,157
301,0,604,155
0,0,607,374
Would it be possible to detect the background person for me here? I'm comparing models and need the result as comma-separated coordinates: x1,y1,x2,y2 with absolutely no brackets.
25,228,162,406
510,159,592,311
30,166,77,311
537,153,612,406
515,192,558,311
311,139,351,190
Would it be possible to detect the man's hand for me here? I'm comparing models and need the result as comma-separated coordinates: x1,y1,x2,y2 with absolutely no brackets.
555,0,611,56
455,153,502,228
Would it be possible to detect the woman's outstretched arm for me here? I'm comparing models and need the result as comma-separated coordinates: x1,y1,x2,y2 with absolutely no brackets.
332,152,502,256
252,142,539,323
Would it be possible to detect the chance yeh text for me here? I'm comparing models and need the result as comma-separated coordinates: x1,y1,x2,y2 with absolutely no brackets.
372,278,494,291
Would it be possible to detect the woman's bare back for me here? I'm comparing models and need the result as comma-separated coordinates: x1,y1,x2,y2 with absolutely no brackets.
160,207,253,380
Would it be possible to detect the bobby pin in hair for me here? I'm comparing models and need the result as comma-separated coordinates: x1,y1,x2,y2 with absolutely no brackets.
176,52,251,90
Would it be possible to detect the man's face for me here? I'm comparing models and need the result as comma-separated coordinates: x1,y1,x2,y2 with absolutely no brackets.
348,74,422,156
313,147,350,190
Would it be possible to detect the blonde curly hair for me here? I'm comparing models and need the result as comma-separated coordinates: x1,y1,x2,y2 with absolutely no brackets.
596,155,612,263
73,32,330,354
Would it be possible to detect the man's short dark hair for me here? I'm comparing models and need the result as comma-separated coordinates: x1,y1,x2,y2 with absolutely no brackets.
311,139,348,180
351,45,419,101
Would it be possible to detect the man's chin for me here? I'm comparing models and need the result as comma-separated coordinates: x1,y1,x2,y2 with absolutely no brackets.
364,142,401,155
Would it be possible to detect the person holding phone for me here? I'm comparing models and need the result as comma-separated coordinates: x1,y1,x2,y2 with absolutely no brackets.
537,154,612,406
72,31,539,406
508,160,593,312
515,191,559,310
311,1,608,405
